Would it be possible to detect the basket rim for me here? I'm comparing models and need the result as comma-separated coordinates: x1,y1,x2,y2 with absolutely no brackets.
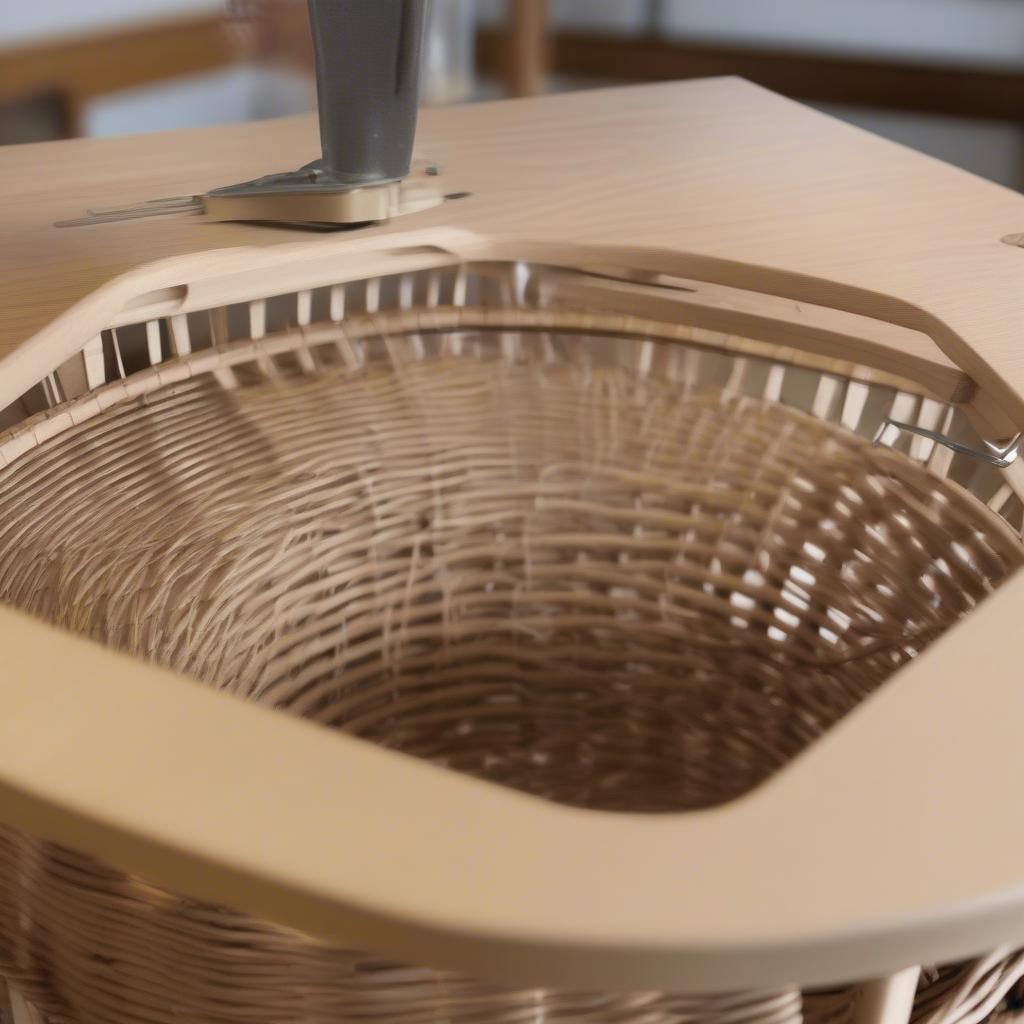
0,235,995,429
3,301,1020,550
0,303,949,468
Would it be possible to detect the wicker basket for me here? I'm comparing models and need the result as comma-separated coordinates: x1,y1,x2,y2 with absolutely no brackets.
0,259,1021,1024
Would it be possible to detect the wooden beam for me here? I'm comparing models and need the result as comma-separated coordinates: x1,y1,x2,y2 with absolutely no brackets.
478,28,1024,122
0,15,235,109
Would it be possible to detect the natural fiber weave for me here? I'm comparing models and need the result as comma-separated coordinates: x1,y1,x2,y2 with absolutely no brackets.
0,329,1019,811
0,305,1020,1023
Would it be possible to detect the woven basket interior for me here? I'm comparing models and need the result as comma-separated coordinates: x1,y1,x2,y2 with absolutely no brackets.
1,263,1023,1024
0,264,1020,815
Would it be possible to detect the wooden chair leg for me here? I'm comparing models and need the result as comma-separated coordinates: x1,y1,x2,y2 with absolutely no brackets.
506,0,548,96
6,986,45,1024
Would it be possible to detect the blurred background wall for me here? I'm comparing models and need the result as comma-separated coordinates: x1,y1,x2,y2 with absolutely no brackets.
2,0,1023,188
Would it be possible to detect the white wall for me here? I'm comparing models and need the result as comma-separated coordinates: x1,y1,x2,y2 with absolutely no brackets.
660,0,1024,65
3,0,221,46
480,0,1024,62
475,0,648,33
82,66,306,137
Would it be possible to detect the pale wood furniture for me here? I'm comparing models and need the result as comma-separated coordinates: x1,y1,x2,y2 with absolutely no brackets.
0,13,233,139
506,0,549,95
0,78,1024,1023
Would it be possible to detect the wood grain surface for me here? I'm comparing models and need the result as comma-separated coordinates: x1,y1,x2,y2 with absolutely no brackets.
3,78,1024,430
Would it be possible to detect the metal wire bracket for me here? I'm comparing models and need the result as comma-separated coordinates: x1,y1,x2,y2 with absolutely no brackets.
874,419,1022,468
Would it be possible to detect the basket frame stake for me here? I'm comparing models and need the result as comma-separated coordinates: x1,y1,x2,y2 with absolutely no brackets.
853,966,922,1024
874,419,1022,468
5,986,44,1024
